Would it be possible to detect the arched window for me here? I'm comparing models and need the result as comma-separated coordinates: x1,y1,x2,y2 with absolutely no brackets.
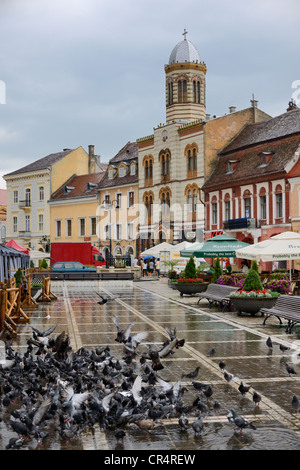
159,187,172,217
178,80,187,103
259,187,267,221
185,144,198,178
159,150,171,183
168,82,173,105
143,155,154,187
193,80,201,103
143,191,154,225
275,184,283,219
243,190,252,218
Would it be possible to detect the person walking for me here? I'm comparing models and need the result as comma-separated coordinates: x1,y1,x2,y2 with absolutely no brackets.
155,258,160,278
142,260,148,277
149,259,154,276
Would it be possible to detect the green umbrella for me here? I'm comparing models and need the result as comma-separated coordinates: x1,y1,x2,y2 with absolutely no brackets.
180,242,204,258
181,234,249,258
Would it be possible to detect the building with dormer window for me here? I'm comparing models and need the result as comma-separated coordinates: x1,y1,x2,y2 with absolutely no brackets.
98,141,139,262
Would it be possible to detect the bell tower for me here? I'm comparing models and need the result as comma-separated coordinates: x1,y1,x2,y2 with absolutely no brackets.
165,30,207,124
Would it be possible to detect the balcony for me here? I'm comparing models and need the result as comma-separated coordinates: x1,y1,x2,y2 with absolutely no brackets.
18,231,32,239
223,218,261,230
19,199,31,210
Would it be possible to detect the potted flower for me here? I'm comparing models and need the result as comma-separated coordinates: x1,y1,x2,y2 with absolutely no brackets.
175,256,209,296
229,261,280,316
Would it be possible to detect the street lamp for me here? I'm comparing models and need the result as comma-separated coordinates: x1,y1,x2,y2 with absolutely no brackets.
100,199,119,266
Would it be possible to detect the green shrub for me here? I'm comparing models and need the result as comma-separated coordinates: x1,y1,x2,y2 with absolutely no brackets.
183,256,197,279
40,258,48,269
212,257,222,283
14,268,24,286
251,260,259,272
242,265,263,291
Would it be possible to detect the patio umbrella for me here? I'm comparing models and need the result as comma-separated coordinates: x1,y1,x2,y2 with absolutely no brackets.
235,231,300,280
180,242,204,258
185,234,249,258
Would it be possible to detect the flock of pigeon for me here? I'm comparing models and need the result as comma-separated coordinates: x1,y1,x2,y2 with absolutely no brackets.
0,306,299,450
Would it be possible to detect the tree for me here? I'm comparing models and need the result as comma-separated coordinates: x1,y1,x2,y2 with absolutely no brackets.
40,258,48,269
251,260,259,272
184,255,196,279
212,257,222,283
242,264,263,291
14,268,24,286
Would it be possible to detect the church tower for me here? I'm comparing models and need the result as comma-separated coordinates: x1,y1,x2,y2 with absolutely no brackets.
165,30,207,124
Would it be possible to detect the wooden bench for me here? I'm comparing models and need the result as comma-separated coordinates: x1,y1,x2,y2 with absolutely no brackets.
262,295,300,333
196,284,238,311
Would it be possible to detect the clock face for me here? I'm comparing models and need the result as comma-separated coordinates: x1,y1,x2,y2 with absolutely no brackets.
162,130,168,142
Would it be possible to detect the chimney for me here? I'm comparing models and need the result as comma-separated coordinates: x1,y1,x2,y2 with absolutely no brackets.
88,145,96,174
229,106,236,114
88,145,95,158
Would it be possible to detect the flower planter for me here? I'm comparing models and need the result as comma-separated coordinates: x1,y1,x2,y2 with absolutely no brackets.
175,282,209,297
231,296,278,316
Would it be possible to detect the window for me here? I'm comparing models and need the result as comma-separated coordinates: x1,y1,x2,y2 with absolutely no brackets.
39,186,44,201
128,191,134,208
38,214,43,231
276,193,283,218
178,79,187,103
225,201,230,221
56,220,61,237
119,167,125,177
104,194,110,205
25,215,30,232
130,164,136,175
187,190,193,213
25,188,31,206
13,216,17,233
104,225,111,241
13,190,18,204
108,169,114,179
79,218,86,237
116,193,122,209
260,195,267,220
226,161,233,173
193,80,201,103
244,198,251,218
192,189,198,213
212,203,218,225
116,224,122,240
168,82,173,105
90,217,97,236
127,223,134,240
66,219,72,237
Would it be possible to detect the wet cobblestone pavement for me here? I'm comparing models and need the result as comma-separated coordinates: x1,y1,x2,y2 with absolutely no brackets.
2,278,300,451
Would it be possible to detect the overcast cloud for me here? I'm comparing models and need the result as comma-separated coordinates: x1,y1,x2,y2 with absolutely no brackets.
0,0,299,188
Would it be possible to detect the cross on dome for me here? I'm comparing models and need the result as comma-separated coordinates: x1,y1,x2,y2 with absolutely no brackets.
182,28,188,40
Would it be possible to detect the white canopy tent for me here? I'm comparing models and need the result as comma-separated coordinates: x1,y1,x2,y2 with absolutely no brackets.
139,242,173,258
235,231,300,280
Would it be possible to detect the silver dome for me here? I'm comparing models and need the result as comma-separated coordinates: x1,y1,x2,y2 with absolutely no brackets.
168,39,201,65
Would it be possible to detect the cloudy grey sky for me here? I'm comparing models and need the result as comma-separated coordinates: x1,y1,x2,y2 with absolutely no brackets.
0,0,299,189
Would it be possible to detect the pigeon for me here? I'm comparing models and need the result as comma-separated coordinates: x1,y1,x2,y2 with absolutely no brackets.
279,344,290,353
238,382,251,396
252,391,261,407
182,366,201,379
218,360,226,371
208,348,216,356
112,317,135,344
227,409,256,434
96,293,118,305
292,394,300,413
178,414,189,431
6,437,24,450
224,371,233,383
192,415,204,436
266,336,273,350
286,363,297,376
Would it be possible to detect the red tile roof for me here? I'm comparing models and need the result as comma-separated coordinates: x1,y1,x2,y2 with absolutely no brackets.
0,189,6,206
50,172,105,201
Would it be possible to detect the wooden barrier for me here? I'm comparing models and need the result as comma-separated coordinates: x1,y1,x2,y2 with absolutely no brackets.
0,284,29,336
36,275,57,303
22,274,39,310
